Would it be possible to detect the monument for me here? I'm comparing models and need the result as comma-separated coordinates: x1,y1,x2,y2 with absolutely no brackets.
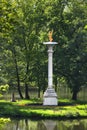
43,31,58,105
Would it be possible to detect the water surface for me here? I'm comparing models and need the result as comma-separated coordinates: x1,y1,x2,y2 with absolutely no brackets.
2,118,87,130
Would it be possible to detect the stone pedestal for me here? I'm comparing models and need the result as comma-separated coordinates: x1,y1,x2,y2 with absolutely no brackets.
43,42,58,106
43,87,57,105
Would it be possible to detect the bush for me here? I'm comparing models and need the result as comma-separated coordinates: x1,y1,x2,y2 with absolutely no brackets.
0,84,9,96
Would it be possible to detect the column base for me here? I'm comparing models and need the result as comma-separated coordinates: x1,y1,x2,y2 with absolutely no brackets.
43,87,58,106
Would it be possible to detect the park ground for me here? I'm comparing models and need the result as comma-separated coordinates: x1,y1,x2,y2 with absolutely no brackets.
0,99,87,119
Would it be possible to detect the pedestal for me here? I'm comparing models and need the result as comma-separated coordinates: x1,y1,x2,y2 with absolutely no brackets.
43,87,57,105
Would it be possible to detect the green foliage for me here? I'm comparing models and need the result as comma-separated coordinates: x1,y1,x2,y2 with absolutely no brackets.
53,0,87,100
0,84,9,98
0,84,9,93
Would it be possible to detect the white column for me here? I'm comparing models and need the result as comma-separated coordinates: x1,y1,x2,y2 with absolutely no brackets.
43,42,58,106
48,45,53,88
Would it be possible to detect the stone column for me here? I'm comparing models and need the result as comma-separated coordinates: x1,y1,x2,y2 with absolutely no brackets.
48,45,53,88
43,42,58,106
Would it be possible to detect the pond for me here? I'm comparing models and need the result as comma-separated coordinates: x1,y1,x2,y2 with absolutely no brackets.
1,118,87,130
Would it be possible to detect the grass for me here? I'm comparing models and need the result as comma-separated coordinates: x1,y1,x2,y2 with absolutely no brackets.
0,99,87,119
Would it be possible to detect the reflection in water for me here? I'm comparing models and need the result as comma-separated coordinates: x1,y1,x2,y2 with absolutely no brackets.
2,118,87,130
43,120,57,130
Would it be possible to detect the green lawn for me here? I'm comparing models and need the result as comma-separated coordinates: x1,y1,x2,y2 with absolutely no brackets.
0,99,87,119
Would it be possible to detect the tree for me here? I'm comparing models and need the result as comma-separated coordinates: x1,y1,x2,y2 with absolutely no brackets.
42,0,87,100
0,0,24,98
0,0,48,99
52,0,87,100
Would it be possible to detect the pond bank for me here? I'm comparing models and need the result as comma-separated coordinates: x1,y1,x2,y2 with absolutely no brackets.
0,99,87,119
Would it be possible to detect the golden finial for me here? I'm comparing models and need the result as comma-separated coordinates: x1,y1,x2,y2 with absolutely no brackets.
48,30,53,42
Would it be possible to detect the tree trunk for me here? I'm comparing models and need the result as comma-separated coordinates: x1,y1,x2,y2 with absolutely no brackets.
13,47,24,99
72,91,78,100
24,62,30,99
38,86,40,98
25,83,30,99
23,36,30,99
54,76,57,92
17,81,24,99
11,92,16,102
37,73,40,98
